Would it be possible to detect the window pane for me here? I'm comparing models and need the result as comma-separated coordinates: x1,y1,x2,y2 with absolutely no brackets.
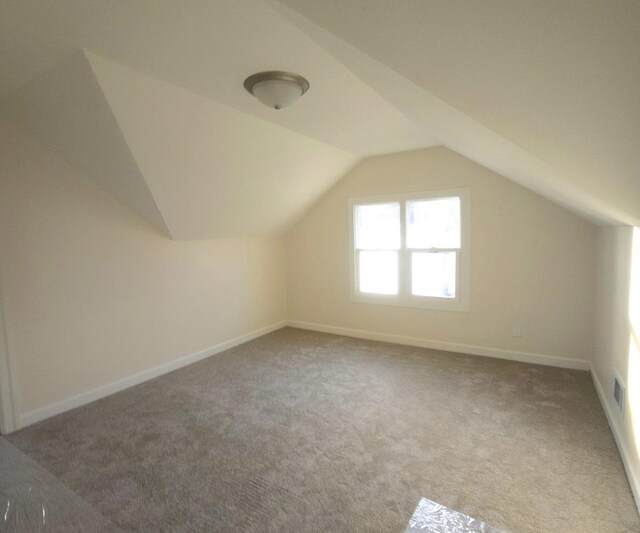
355,203,400,250
411,251,456,298
359,251,398,295
407,197,460,249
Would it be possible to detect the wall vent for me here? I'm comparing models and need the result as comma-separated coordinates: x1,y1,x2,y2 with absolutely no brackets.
613,370,625,415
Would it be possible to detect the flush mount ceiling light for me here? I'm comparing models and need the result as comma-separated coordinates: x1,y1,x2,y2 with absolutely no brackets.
244,71,310,110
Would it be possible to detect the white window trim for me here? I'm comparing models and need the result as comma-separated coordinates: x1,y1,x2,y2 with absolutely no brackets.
348,188,470,312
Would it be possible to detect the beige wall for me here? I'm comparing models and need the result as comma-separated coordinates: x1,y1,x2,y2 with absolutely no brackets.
0,120,287,419
594,226,640,498
0,124,602,432
286,147,596,362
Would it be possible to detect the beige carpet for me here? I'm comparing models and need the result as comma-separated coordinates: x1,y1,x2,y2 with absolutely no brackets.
7,328,639,532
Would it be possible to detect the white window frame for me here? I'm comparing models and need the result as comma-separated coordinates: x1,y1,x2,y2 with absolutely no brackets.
348,188,470,312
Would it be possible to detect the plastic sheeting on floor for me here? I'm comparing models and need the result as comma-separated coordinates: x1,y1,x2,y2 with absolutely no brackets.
405,497,508,532
0,438,120,533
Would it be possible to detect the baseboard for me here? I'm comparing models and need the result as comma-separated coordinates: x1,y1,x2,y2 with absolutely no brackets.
591,366,640,513
19,320,287,429
287,320,591,371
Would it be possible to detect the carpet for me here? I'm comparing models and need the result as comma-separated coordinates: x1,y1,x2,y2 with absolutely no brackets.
7,328,639,532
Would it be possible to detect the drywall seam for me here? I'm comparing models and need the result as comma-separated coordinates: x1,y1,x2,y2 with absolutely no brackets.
0,273,18,434
19,321,287,429
591,365,640,514
287,320,590,371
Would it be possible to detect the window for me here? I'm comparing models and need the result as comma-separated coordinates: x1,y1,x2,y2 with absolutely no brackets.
349,189,470,311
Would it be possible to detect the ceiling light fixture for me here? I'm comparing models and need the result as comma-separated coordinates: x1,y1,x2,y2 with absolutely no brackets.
244,71,310,110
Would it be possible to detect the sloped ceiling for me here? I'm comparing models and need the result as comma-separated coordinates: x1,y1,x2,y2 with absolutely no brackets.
277,0,640,226
3,52,171,236
88,53,357,239
1,0,638,239
0,0,437,239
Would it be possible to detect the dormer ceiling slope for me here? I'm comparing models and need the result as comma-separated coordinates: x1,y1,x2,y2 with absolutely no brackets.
1,0,638,239
277,0,640,226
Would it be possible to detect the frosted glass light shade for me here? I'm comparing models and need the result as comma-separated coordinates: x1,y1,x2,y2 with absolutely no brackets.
244,71,309,110
252,79,303,110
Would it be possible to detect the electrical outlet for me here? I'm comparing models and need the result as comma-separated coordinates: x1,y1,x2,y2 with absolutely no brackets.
512,323,523,338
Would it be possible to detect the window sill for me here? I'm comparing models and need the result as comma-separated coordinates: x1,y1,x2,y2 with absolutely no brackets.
350,293,470,313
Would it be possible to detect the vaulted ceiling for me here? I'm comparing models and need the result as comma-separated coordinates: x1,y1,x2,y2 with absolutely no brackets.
1,0,638,238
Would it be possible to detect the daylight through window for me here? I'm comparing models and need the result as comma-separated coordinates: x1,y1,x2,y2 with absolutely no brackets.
350,189,469,311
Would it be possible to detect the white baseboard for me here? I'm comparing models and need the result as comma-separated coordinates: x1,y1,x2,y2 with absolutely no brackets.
287,320,591,371
591,366,640,513
19,321,287,429
16,318,639,515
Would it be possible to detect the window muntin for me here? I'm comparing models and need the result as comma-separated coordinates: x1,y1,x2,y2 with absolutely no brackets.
349,189,469,312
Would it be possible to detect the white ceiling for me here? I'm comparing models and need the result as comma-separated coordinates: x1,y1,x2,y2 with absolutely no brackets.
1,0,638,238
89,53,357,239
3,52,171,236
0,0,436,157
278,0,640,226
